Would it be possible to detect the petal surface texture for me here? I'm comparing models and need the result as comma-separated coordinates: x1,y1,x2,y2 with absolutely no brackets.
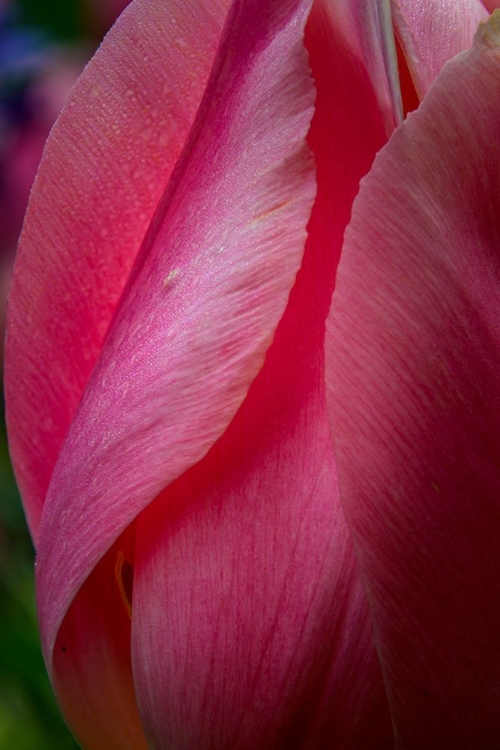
37,0,318,689
6,0,229,743
391,0,488,98
329,0,402,132
326,14,500,747
31,0,399,744
5,0,231,540
131,1,394,747
51,530,149,749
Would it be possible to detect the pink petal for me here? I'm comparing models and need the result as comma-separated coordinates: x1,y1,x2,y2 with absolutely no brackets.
391,0,488,98
132,424,388,748
5,0,231,539
131,3,393,746
51,528,148,748
326,14,500,744
33,0,399,739
330,0,403,132
37,0,316,682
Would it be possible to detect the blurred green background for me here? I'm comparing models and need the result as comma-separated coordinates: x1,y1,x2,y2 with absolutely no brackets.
0,395,78,749
1,1,127,747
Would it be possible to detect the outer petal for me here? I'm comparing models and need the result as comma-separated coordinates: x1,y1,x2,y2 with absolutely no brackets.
133,421,388,749
326,14,500,746
130,2,394,747
5,0,230,539
36,0,398,743
391,0,487,98
37,0,316,685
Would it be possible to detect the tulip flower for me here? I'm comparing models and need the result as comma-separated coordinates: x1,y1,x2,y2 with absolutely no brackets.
5,0,500,747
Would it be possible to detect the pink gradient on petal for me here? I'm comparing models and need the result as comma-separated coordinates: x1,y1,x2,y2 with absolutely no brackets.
5,0,230,540
36,0,316,682
129,1,393,747
52,527,147,749
133,422,389,749
391,0,488,98
326,15,500,745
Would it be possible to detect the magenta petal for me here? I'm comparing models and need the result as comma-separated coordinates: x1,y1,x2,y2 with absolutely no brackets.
5,0,230,540
36,0,316,678
326,15,500,745
51,530,148,749
132,423,388,749
328,0,402,132
129,2,394,745
392,0,488,97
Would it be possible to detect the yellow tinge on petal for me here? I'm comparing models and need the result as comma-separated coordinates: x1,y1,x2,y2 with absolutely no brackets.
477,8,500,50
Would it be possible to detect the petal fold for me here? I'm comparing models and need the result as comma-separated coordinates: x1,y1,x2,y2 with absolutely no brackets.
326,13,500,745
131,2,394,746
37,0,317,679
51,529,148,749
391,0,488,98
5,0,230,539
132,405,388,749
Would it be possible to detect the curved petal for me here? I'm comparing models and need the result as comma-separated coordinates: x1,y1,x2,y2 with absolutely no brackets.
51,528,148,749
326,13,500,744
391,0,488,98
327,0,402,132
5,0,231,540
132,419,389,749
131,3,393,746
37,0,317,678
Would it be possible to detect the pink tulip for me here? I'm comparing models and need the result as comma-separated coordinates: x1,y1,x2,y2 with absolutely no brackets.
5,0,500,747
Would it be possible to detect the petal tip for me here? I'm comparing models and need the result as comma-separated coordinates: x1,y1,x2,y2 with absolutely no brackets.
477,8,500,49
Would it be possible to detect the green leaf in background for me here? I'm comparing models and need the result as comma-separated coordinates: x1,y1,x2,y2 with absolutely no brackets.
16,0,81,41
1,390,80,749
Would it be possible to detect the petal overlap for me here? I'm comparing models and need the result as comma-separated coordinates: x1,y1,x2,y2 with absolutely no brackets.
130,1,395,744
37,0,317,692
391,0,487,97
7,0,496,746
326,13,500,745
5,0,231,539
